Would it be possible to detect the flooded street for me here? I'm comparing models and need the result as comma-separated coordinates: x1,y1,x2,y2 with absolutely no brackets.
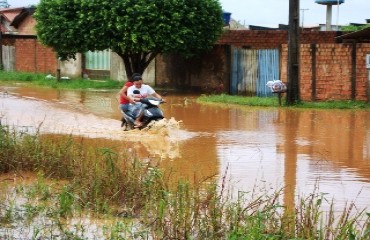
1,84,370,212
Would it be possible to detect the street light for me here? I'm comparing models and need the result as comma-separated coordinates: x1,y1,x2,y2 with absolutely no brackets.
300,8,309,28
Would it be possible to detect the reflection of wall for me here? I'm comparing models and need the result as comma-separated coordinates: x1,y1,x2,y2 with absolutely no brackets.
366,131,370,160
277,109,370,178
159,136,219,187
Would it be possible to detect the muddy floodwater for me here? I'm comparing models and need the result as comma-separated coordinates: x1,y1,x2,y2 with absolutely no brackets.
1,84,370,212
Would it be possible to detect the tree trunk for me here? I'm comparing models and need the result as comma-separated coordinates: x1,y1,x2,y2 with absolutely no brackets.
116,51,158,79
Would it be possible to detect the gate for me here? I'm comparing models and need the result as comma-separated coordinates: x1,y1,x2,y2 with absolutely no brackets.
1,45,15,71
84,49,111,79
230,48,280,96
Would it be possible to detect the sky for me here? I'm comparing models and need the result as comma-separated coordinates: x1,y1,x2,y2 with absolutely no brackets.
6,0,370,28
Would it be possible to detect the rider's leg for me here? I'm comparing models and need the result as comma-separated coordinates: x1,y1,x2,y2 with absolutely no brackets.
134,106,144,127
134,113,144,127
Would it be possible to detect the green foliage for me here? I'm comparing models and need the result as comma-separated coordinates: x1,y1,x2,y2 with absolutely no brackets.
34,0,224,76
198,94,370,109
0,70,46,82
341,24,370,32
0,71,122,89
0,125,369,238
198,94,285,107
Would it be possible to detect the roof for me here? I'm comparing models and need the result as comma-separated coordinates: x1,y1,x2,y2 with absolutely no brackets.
10,7,35,28
336,27,370,42
0,7,23,22
0,7,23,33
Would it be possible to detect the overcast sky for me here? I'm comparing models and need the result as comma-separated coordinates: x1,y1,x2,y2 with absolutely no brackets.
7,0,370,27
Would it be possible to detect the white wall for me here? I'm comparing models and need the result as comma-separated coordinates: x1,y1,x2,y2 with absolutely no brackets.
110,52,155,85
60,53,82,79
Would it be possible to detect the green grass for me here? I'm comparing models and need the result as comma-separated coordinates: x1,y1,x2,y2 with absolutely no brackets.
0,70,122,90
1,71,369,109
0,125,369,239
198,94,370,109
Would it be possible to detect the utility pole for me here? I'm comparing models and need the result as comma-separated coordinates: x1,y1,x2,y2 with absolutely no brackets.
286,0,300,105
300,8,309,28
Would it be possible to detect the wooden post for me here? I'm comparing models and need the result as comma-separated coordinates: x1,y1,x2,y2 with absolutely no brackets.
278,92,282,106
351,41,357,100
287,0,300,105
56,57,61,81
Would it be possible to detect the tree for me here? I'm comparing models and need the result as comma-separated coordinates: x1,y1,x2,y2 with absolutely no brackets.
341,24,370,32
34,0,224,78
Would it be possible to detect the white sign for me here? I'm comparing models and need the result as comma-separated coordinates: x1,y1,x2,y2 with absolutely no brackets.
366,54,370,69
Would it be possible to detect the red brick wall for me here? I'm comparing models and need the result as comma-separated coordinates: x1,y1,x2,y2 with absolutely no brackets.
156,45,229,92
17,15,37,35
217,30,339,48
281,43,370,101
15,38,57,74
218,30,287,48
217,30,368,101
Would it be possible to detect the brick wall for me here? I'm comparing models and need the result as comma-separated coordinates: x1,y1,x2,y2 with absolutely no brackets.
17,15,37,35
217,30,368,101
281,43,370,101
155,45,229,93
15,38,57,74
217,30,339,48
218,30,287,48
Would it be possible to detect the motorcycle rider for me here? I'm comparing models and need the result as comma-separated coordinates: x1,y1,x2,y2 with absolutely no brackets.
127,75,164,127
119,73,141,113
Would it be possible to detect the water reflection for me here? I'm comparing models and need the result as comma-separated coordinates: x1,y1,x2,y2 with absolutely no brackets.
1,84,369,212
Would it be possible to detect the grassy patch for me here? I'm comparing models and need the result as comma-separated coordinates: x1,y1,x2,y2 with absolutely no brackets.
198,94,370,109
0,124,369,239
197,94,281,107
0,70,122,90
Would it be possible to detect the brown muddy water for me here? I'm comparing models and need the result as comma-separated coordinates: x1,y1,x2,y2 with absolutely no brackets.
1,84,370,213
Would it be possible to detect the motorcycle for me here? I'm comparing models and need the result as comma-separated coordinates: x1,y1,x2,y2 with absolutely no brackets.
121,93,165,131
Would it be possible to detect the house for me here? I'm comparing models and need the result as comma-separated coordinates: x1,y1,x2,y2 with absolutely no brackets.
0,7,22,34
1,7,23,71
1,6,369,102
1,7,57,73
0,7,155,83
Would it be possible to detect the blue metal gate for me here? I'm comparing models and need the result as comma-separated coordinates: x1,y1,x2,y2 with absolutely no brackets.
230,48,280,96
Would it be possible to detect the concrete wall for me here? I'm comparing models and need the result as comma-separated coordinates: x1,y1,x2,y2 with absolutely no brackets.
110,52,156,85
60,53,82,79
